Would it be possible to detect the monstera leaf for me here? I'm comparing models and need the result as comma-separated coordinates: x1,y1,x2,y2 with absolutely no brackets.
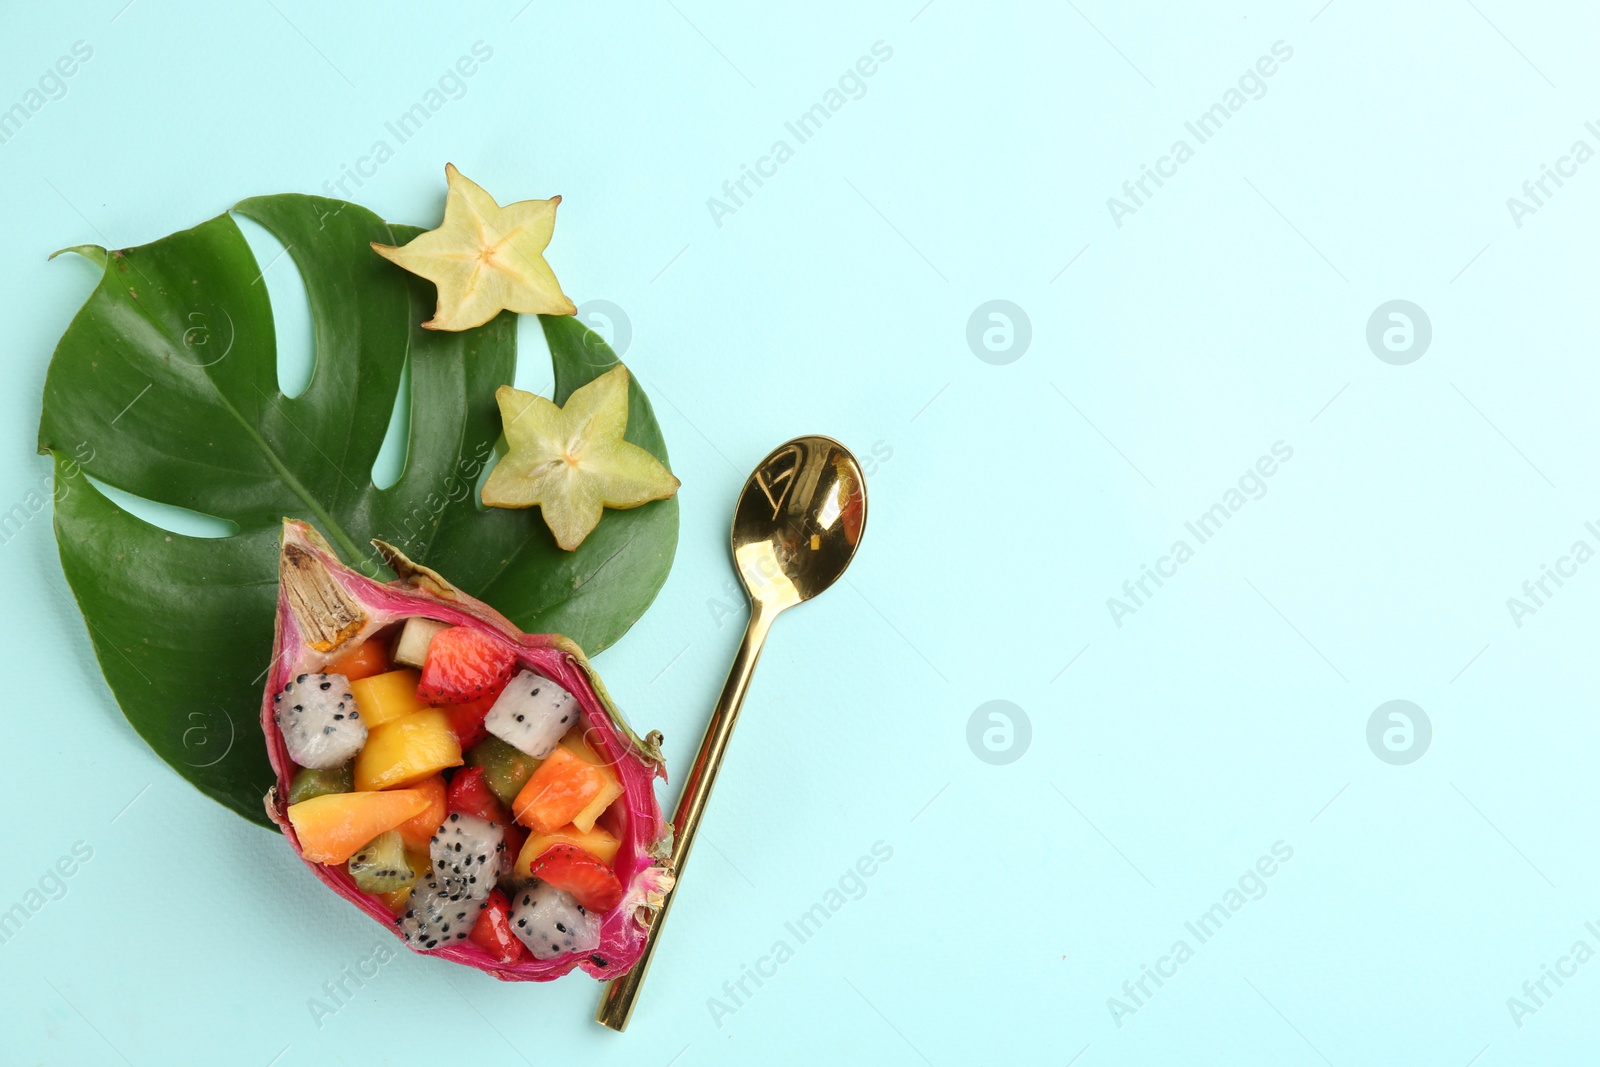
36,194,677,828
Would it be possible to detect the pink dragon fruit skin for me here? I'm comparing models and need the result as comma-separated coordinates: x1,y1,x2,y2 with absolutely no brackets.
263,519,673,982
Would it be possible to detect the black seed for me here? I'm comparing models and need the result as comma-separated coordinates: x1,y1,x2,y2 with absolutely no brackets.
591,955,608,966
334,714,344,720
517,919,526,927
297,674,307,683
293,704,303,712
515,714,524,722
556,922,568,933
319,681,332,690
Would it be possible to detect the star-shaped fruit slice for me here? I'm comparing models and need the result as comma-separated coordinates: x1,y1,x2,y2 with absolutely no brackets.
482,366,679,550
371,163,576,331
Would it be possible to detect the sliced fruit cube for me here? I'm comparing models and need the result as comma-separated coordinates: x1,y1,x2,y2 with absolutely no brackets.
392,616,448,669
447,765,526,861
514,822,620,874
276,672,365,769
328,636,391,682
375,882,414,915
443,691,498,750
447,766,512,823
522,843,624,911
288,763,352,805
464,736,541,808
354,709,463,792
418,626,516,704
348,669,426,730
484,671,576,757
286,787,433,864
347,830,418,894
393,774,447,851
560,732,624,833
469,889,525,965
512,746,606,833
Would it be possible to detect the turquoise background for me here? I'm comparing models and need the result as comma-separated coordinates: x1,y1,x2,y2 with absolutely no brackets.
5,0,1599,1063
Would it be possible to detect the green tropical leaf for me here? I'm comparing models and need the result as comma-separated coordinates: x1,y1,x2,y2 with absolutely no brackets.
36,194,677,828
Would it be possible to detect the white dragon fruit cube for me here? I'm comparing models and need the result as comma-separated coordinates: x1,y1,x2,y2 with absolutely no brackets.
483,670,576,758
274,672,365,769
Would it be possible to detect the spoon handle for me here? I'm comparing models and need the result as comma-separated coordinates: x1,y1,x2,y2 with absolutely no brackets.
596,603,776,1031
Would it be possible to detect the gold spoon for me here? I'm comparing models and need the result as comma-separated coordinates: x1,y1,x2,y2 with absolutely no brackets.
596,435,868,1031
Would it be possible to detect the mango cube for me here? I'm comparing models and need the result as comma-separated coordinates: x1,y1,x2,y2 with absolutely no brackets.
349,669,426,729
355,709,463,791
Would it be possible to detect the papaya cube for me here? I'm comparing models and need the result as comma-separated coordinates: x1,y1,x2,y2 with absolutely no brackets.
349,669,426,730
392,774,447,851
514,823,621,874
286,787,432,864
355,709,463,791
512,746,606,833
559,732,624,833
328,637,391,682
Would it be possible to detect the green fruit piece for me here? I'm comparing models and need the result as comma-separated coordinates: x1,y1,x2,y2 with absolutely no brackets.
465,736,541,807
288,763,353,805
347,830,417,894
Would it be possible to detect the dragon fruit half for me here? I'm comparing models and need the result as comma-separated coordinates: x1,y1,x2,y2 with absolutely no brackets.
263,520,673,982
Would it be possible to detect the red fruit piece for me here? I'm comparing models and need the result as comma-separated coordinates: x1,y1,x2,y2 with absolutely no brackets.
417,627,515,704
447,767,527,860
469,889,525,965
526,843,624,912
444,692,498,749
448,766,509,821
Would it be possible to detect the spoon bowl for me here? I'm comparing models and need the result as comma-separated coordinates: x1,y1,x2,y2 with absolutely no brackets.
732,435,867,613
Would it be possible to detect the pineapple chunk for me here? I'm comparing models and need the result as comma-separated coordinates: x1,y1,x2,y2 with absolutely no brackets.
561,731,624,833
355,709,463,791
392,616,448,669
349,669,426,729
515,823,621,874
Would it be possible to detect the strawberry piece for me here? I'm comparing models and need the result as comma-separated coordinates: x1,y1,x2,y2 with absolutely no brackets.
525,843,624,912
417,627,515,704
443,692,498,749
447,767,527,860
447,766,509,822
468,889,525,965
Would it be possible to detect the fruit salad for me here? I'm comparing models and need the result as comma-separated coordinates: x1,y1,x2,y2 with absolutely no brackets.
263,521,671,981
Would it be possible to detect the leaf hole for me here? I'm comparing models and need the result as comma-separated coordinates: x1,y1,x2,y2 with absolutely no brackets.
371,357,411,491
233,213,314,400
83,475,239,539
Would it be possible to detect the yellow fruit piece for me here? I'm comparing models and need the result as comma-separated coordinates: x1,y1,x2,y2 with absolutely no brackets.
481,368,679,551
286,788,432,864
370,163,575,332
354,709,463,791
515,823,621,875
560,731,624,834
349,669,426,730
375,883,414,915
